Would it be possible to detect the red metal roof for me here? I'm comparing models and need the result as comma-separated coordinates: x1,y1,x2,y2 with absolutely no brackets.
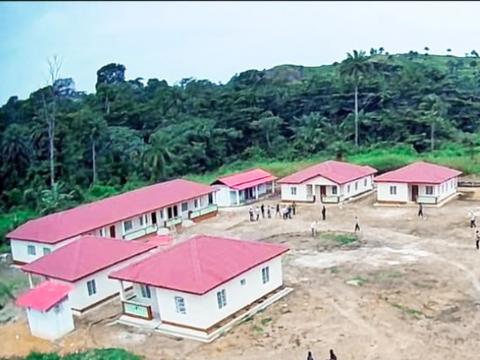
8,179,215,244
278,160,377,185
212,168,277,190
110,235,289,295
374,162,462,184
21,236,157,282
16,281,73,312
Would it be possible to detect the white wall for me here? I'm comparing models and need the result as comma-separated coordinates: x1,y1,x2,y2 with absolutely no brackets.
376,182,409,202
26,298,74,340
10,238,77,264
281,175,373,202
214,185,236,207
141,256,284,330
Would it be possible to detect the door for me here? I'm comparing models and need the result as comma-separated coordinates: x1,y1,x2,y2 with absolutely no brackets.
109,225,116,238
411,185,419,202
173,205,178,217
167,207,173,219
320,186,326,196
151,212,157,225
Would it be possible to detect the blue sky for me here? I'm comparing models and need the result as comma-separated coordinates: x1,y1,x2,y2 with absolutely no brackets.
1,1,480,105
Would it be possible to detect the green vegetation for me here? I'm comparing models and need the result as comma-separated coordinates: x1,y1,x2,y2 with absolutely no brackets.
23,349,141,360
345,276,368,287
0,276,29,309
389,302,425,320
322,232,358,246
2,50,480,250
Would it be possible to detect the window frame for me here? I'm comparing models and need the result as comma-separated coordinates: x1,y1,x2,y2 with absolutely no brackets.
217,289,227,309
27,245,36,256
140,284,151,299
332,186,337,195
181,202,188,212
240,279,246,286
123,219,133,233
262,266,270,284
175,296,186,314
426,186,433,195
87,279,97,296
290,187,297,196
389,186,397,195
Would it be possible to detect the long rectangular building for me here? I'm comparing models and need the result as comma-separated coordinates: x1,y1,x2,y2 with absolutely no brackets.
8,179,218,264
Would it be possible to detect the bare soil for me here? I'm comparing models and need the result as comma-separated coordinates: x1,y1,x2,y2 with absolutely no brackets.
2,192,480,360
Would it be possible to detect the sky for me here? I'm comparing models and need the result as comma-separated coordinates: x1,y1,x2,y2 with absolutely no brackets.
1,1,480,105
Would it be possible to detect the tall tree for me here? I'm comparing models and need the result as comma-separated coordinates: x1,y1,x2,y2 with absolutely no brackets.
143,130,172,182
339,50,371,147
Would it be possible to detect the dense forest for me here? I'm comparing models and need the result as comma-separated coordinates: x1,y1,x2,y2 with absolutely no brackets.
2,48,480,244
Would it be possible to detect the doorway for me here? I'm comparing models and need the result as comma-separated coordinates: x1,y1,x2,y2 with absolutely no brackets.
151,212,157,225
411,185,419,202
109,225,116,238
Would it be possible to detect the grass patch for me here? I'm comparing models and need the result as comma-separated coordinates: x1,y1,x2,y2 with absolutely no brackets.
251,325,264,333
322,232,357,246
345,275,368,287
24,349,141,360
260,317,272,326
388,302,425,320
329,266,340,274
0,276,29,308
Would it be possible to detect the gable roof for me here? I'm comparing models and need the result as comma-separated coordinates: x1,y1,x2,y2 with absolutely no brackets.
212,168,277,190
8,179,214,244
21,236,157,282
110,235,289,295
278,160,377,185
374,162,462,184
16,281,73,312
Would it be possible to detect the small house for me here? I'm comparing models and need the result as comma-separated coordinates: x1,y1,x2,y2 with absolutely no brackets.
278,160,377,203
21,236,157,315
16,281,74,340
211,169,277,207
110,235,291,342
374,161,462,204
8,179,217,264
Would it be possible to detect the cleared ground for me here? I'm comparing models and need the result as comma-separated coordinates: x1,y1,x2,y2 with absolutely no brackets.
2,191,480,360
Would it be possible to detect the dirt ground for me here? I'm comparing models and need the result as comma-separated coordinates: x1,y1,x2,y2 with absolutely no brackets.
2,191,480,360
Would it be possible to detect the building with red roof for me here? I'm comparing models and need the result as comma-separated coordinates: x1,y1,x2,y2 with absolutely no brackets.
211,168,277,206
109,235,291,342
278,160,377,203
374,161,462,204
16,281,75,340
21,236,158,314
8,178,218,264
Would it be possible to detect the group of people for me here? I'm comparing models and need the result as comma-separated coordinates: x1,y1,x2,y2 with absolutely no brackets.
468,210,480,250
248,202,298,222
307,349,337,360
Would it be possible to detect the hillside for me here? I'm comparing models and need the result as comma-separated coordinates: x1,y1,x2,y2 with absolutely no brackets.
1,50,480,242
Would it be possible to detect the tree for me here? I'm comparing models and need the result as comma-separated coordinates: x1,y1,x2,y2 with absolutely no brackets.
379,47,385,55
0,124,32,187
251,112,285,152
447,48,452,54
339,50,371,147
143,130,172,181
471,50,479,57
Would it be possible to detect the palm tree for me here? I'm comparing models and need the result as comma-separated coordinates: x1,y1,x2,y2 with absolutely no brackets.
339,50,371,147
424,47,430,55
143,131,172,182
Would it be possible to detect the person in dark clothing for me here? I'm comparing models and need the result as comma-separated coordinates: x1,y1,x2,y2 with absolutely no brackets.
261,204,265,218
248,207,254,222
287,206,292,219
267,205,272,218
276,203,280,217
476,229,480,250
306,351,314,360
470,211,476,228
329,349,337,360
322,205,326,221
418,203,424,218
292,201,296,215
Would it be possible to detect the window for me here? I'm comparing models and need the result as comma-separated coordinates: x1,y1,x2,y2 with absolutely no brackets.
53,303,63,314
181,202,188,212
347,185,350,193
364,178,368,187
140,284,151,298
217,289,227,309
124,220,133,232
262,266,270,284
194,199,199,208
355,182,358,191
426,186,433,195
291,187,297,195
139,216,144,226
27,245,36,256
175,296,186,314
240,279,246,286
332,186,337,195
43,248,51,255
87,279,97,296
99,228,105,237
390,186,397,195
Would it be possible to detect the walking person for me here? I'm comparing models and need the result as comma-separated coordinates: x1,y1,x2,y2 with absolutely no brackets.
261,204,265,218
476,229,480,250
255,206,260,221
267,205,272,219
248,207,254,222
354,215,360,232
418,203,424,218
322,205,326,221
470,211,477,228
287,205,292,219
310,220,317,237
306,351,315,360
276,203,280,217
292,201,296,215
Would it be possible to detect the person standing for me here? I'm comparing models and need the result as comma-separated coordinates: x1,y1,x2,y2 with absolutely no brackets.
287,205,292,219
470,211,477,228
310,220,317,237
276,203,280,217
322,205,326,221
255,206,261,221
329,349,337,360
248,207,254,222
261,204,265,218
354,215,360,232
418,203,424,218
267,205,272,219
307,351,315,360
476,229,480,250
292,201,296,215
